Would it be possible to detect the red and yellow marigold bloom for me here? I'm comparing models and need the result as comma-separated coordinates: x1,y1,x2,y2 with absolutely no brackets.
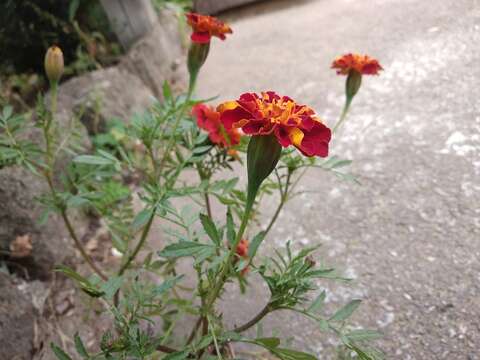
186,12,233,44
218,92,331,158
331,53,383,75
192,104,241,148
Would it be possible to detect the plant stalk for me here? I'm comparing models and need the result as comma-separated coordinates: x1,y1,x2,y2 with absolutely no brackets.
233,303,272,333
44,82,107,281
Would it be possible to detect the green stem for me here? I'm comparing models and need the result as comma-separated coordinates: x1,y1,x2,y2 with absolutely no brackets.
233,303,272,333
332,97,352,133
264,171,291,237
157,81,195,178
205,193,255,310
43,82,107,281
196,165,213,219
118,207,156,276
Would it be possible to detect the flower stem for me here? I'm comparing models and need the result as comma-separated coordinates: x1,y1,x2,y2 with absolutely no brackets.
233,303,272,333
205,195,254,311
118,206,156,276
264,171,291,237
157,82,195,178
332,97,352,133
43,83,107,281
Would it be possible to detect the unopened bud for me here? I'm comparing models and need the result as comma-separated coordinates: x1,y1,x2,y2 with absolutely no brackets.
44,46,64,84
305,255,316,268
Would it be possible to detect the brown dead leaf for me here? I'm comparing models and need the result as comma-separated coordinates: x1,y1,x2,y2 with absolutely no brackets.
9,234,33,258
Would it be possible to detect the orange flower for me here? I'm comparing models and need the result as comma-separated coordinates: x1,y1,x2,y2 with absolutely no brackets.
331,53,383,75
186,12,233,44
218,92,331,158
192,104,241,148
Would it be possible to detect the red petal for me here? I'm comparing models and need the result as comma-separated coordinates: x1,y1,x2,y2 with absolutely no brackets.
191,32,211,44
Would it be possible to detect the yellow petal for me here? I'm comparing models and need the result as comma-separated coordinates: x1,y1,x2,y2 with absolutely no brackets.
289,127,304,147
218,101,238,112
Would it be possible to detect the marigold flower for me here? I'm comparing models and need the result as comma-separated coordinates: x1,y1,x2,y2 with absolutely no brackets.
331,53,383,75
218,92,331,158
192,104,241,148
186,12,233,44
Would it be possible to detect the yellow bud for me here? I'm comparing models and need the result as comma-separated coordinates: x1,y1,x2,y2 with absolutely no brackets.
44,46,64,84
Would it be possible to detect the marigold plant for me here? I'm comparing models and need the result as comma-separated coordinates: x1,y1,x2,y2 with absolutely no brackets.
0,12,385,360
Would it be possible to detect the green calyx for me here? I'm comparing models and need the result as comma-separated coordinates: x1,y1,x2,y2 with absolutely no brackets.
246,134,282,210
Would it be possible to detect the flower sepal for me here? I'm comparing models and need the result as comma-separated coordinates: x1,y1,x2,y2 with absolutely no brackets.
246,134,282,209
187,42,210,92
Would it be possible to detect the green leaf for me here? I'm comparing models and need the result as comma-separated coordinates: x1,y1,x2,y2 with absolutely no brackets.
307,290,326,313
68,0,80,21
54,265,104,298
73,155,113,166
271,348,317,360
162,350,188,360
132,208,154,232
51,343,73,360
254,337,280,348
2,106,13,120
163,80,173,102
153,275,184,296
345,329,382,342
54,265,90,284
199,213,220,246
100,276,123,300
226,208,236,245
329,299,362,322
248,231,265,258
158,241,214,258
74,333,89,358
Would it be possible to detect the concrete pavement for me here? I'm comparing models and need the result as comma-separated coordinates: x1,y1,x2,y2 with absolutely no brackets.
196,0,480,358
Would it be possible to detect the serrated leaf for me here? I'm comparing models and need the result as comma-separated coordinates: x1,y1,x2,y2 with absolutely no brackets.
51,343,72,360
345,329,382,342
100,276,123,300
329,299,362,322
153,275,184,296
74,333,89,358
226,208,236,245
199,213,220,245
158,241,214,258
271,348,317,360
248,231,265,258
254,337,281,349
162,350,188,360
73,155,113,166
132,208,154,232
2,106,13,120
163,80,173,102
307,290,326,313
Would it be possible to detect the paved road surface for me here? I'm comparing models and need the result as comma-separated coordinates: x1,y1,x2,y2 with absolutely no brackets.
196,0,480,358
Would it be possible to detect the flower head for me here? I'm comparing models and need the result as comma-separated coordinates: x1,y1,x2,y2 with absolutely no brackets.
218,92,331,157
186,12,233,44
192,104,241,148
44,45,64,84
331,53,383,75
